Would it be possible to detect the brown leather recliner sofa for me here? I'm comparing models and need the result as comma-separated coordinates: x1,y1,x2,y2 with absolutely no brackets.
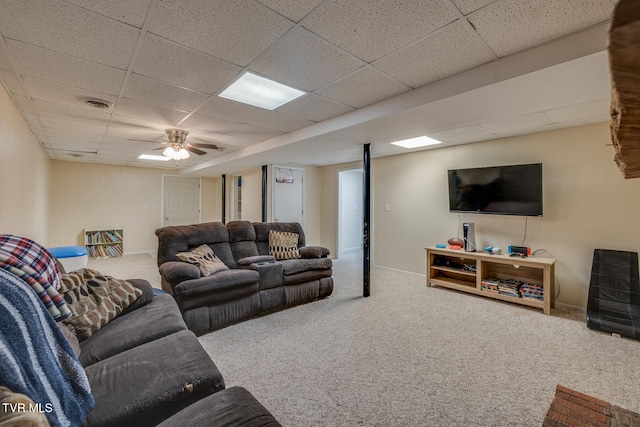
155,221,334,335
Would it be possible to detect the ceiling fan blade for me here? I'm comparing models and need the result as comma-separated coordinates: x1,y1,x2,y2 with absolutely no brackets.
128,138,167,144
185,146,207,155
190,143,219,150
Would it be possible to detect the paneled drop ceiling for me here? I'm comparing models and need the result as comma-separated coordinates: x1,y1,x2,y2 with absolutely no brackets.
0,0,616,176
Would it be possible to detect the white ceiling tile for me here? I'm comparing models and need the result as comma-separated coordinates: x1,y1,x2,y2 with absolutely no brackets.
63,0,152,27
22,112,44,132
468,0,616,57
50,140,100,152
32,99,112,122
105,115,167,141
13,95,35,113
149,0,293,67
133,34,241,94
123,74,211,112
428,125,493,143
277,94,354,122
544,98,610,123
6,40,125,96
229,124,285,141
44,128,103,143
39,115,107,135
0,69,25,96
478,112,553,134
256,0,324,22
0,49,12,71
303,0,459,62
553,116,608,129
197,96,271,124
249,26,365,91
450,0,497,15
180,113,249,134
0,0,140,69
113,98,187,125
316,66,410,108
22,76,116,109
214,134,263,148
248,111,314,133
53,151,97,161
373,19,496,88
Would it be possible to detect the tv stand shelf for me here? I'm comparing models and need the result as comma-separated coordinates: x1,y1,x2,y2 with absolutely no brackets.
426,246,556,314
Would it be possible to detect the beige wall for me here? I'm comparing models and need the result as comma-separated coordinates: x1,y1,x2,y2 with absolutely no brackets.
0,86,51,244
49,162,224,253
232,165,323,244
202,176,222,222
320,161,363,254
320,123,640,308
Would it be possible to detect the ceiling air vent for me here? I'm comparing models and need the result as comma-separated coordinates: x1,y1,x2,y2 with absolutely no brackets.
84,98,112,109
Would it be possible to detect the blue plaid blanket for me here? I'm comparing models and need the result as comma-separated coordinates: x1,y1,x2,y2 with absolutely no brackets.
0,268,94,427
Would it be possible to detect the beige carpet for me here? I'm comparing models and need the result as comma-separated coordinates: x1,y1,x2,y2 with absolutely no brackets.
89,252,640,426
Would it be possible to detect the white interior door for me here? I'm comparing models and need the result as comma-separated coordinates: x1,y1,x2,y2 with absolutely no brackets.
163,176,201,226
339,169,364,254
273,167,303,224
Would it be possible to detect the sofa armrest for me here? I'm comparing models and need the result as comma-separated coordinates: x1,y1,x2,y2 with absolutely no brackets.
159,261,201,287
299,246,330,258
237,255,275,266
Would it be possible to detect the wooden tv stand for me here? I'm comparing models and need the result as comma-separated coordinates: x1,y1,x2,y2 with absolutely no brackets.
425,246,556,314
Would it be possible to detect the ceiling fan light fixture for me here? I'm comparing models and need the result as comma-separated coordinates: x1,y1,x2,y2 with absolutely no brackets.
218,72,305,110
163,145,190,160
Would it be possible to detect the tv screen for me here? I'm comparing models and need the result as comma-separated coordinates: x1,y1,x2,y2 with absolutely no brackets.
448,163,543,216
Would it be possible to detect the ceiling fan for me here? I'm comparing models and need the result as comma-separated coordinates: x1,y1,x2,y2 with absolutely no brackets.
132,129,221,159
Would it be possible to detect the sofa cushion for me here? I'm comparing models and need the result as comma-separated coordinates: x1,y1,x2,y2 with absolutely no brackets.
269,231,300,260
227,221,260,262
237,255,275,266
84,329,225,427
78,294,187,367
156,222,236,268
253,222,306,255
175,269,260,310
59,268,142,341
157,386,281,427
280,258,333,276
176,244,229,277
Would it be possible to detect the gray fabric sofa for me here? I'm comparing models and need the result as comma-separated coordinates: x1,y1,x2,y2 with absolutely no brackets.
156,221,334,335
0,267,281,427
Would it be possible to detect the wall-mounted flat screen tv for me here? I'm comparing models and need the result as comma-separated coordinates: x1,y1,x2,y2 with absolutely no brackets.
448,163,543,217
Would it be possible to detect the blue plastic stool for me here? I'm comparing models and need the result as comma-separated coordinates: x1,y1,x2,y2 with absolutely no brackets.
48,246,89,273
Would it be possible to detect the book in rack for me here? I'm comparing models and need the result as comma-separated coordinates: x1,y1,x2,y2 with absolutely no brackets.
84,227,124,258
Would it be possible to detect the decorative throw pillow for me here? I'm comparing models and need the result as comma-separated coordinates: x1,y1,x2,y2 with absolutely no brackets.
59,268,142,341
176,244,229,277
269,230,300,260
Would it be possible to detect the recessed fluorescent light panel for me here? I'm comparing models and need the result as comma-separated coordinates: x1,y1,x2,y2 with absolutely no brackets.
391,136,442,149
218,72,305,110
138,154,170,161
